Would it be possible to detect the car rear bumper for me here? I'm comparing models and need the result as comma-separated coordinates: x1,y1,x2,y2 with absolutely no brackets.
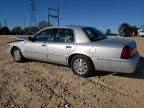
93,53,140,73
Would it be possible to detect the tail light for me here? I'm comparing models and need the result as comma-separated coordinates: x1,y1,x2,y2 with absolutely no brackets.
121,45,136,59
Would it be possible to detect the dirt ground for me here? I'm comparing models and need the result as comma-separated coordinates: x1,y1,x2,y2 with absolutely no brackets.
0,35,144,108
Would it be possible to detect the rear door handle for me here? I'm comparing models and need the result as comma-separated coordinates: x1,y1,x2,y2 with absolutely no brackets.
41,44,47,46
66,46,72,48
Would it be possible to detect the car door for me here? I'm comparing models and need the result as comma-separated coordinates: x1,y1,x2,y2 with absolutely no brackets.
24,29,50,61
47,28,76,65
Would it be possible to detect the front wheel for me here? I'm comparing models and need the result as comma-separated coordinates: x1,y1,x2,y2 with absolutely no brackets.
70,55,94,77
12,47,24,62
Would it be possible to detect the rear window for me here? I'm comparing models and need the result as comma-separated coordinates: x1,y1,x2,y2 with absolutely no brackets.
82,27,106,42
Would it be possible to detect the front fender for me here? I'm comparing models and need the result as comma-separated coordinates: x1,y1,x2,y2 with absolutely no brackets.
8,41,26,55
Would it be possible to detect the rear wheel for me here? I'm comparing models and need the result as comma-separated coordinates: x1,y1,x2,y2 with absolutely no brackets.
70,55,94,77
12,47,24,62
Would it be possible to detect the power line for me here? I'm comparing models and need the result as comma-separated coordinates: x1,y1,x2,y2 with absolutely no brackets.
29,0,37,32
48,5,60,26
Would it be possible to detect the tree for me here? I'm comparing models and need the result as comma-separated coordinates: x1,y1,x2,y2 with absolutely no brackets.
38,21,48,29
0,22,2,28
131,26,138,36
23,26,39,35
118,23,138,36
25,20,52,35
1,26,10,35
48,22,52,27
11,26,23,35
105,29,111,35
0,22,2,34
23,27,30,35
31,26,39,34
0,28,2,34
38,20,52,29
118,23,131,36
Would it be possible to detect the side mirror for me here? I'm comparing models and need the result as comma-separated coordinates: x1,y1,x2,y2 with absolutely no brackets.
28,36,34,42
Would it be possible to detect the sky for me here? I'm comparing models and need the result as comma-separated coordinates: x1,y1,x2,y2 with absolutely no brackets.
0,0,144,33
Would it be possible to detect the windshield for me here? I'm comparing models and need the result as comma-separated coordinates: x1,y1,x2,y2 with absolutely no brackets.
82,27,106,42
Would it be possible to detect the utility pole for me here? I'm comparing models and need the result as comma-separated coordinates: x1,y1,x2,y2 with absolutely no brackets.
29,0,37,34
48,5,60,26
57,0,60,26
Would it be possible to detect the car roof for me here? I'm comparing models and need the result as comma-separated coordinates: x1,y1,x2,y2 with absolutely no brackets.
43,25,92,30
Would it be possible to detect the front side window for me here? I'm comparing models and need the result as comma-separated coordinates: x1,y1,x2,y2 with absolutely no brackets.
34,30,51,42
82,27,106,42
49,29,74,43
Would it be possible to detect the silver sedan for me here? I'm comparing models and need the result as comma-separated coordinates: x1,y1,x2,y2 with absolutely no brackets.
7,26,140,77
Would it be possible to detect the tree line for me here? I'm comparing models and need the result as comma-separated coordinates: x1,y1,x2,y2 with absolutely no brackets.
105,23,139,36
0,22,139,36
0,20,52,35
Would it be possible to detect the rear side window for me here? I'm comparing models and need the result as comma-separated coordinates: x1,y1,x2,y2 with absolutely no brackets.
49,29,74,43
82,27,106,42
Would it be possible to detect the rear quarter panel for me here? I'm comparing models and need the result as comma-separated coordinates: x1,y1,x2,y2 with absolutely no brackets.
72,42,123,60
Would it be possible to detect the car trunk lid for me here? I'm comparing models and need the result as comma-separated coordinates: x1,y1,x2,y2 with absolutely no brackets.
95,37,136,48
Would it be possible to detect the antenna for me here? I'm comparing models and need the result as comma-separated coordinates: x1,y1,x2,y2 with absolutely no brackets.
29,0,37,33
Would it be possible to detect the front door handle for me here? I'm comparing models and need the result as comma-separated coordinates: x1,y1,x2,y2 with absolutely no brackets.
41,44,46,46
66,46,72,48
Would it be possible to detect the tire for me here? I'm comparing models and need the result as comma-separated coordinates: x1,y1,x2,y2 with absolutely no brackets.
12,47,24,62
70,55,94,77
